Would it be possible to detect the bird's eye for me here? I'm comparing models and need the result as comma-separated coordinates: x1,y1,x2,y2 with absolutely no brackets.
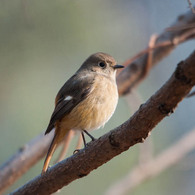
98,61,106,68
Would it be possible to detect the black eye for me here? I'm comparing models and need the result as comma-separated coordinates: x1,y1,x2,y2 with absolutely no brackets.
98,61,106,68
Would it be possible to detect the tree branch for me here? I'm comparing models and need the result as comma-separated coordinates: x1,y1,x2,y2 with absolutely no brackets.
187,0,195,14
105,127,195,195
0,8,195,194
0,133,53,195
117,7,195,95
186,90,195,97
10,51,195,195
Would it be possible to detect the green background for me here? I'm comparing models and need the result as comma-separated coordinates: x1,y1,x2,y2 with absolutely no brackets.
0,0,195,194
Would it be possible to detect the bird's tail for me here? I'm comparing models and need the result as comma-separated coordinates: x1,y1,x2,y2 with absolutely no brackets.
42,128,69,174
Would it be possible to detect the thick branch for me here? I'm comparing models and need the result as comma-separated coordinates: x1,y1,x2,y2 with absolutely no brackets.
0,8,195,194
0,133,53,194
106,127,195,195
10,51,195,195
117,8,195,95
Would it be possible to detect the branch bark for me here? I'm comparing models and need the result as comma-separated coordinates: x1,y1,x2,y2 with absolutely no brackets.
117,8,195,95
0,8,195,194
105,127,195,195
10,51,195,195
187,0,195,14
0,133,53,195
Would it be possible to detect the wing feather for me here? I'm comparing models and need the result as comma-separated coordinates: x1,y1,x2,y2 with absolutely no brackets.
45,73,94,134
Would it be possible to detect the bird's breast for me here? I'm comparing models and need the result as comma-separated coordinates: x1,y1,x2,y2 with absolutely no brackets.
66,75,118,131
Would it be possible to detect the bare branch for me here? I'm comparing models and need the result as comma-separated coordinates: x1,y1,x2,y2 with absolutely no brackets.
0,8,195,194
10,51,195,195
105,127,195,195
186,90,195,97
166,23,195,31
117,9,195,95
187,0,195,14
0,133,53,195
142,34,157,79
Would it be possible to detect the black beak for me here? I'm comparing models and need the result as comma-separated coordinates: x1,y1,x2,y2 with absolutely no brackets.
113,65,124,69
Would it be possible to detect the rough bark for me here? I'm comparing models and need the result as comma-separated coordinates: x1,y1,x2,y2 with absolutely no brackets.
106,127,195,195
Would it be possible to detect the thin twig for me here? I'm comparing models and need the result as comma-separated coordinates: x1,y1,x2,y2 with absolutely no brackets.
188,0,195,14
117,10,195,95
117,39,172,76
186,90,195,97
144,34,158,78
140,34,158,83
166,23,195,31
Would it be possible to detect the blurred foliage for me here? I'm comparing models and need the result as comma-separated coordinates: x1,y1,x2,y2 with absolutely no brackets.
0,0,195,195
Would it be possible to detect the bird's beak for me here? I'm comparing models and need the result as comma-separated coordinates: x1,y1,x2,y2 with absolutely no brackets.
113,65,124,69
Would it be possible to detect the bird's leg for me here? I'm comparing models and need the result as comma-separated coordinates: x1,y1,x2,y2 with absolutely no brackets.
73,130,96,154
81,131,87,147
83,130,96,141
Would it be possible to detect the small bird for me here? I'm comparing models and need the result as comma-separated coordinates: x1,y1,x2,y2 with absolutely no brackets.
42,52,124,173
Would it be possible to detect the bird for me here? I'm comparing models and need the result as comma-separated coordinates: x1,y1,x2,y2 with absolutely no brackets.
42,52,124,173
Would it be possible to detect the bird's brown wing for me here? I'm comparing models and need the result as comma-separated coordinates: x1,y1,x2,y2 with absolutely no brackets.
45,73,94,134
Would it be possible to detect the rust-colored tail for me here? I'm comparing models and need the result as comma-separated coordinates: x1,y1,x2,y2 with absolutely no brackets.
42,127,70,174
42,133,59,174
54,130,74,163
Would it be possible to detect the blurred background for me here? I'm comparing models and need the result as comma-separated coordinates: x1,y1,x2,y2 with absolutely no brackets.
0,0,195,194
